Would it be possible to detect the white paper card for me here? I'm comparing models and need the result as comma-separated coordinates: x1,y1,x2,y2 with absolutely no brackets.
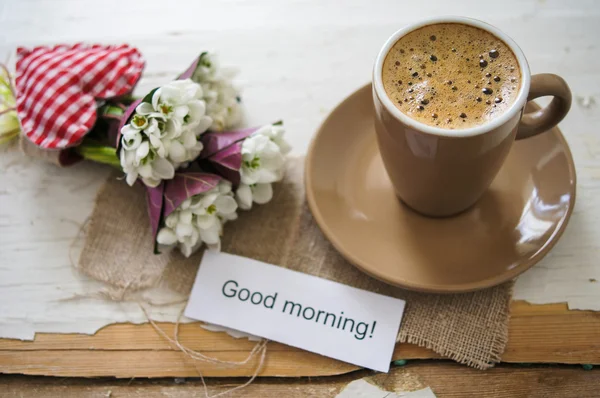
335,380,437,398
185,251,406,372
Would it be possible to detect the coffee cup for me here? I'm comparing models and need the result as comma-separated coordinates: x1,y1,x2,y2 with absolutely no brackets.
372,16,571,217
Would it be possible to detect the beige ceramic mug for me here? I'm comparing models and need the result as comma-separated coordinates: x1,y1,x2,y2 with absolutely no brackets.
373,16,572,217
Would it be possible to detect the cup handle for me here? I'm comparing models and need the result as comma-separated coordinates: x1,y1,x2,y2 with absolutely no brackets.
516,73,572,140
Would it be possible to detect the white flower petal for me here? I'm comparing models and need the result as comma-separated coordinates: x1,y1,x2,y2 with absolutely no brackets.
135,141,150,162
193,141,204,152
136,102,155,115
137,163,154,178
251,135,273,154
142,177,161,187
121,124,137,137
262,151,285,169
235,184,253,210
122,132,142,151
214,195,237,215
255,167,281,184
168,140,187,163
197,214,218,229
241,136,258,155
182,130,198,149
165,213,178,228
157,228,178,245
173,105,189,120
218,180,232,194
151,157,175,180
253,183,273,204
179,241,196,257
120,148,136,167
169,79,202,102
175,222,193,239
144,118,164,137
252,125,271,137
125,170,138,186
221,211,238,222
197,116,213,134
240,168,259,185
180,198,191,210
179,209,192,224
184,227,200,247
152,88,162,112
187,100,206,123
200,223,221,245
183,79,203,100
166,118,182,138
189,196,204,210
199,192,219,208
148,134,166,157
263,140,283,158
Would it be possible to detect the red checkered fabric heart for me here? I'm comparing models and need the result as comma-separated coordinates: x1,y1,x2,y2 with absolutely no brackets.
16,44,145,149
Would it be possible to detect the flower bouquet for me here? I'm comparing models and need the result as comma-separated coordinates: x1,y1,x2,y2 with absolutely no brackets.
2,44,290,257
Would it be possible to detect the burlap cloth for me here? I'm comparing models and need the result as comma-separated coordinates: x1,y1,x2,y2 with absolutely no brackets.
78,157,512,370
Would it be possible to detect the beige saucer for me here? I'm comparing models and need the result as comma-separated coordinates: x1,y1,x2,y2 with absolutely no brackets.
305,84,576,293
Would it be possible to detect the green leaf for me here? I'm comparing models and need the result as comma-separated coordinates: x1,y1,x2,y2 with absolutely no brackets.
198,51,209,67
142,87,159,104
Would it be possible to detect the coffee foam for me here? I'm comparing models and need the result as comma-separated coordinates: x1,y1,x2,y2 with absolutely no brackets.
382,23,521,129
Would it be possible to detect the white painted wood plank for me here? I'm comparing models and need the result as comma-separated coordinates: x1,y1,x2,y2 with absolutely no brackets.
0,0,599,339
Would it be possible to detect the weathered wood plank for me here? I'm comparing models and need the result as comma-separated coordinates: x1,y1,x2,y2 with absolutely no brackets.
0,350,355,378
1,363,598,398
0,302,598,378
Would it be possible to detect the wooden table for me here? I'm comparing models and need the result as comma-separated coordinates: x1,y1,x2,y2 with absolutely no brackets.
1,302,599,395
1,0,600,395
1,302,599,378
1,363,599,398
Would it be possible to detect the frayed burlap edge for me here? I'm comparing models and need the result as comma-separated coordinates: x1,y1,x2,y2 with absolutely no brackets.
397,282,513,370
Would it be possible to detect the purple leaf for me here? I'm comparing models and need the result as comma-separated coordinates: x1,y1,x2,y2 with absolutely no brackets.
210,141,243,170
178,56,201,80
163,172,221,217
200,126,259,158
207,142,243,186
145,182,165,241
115,98,142,150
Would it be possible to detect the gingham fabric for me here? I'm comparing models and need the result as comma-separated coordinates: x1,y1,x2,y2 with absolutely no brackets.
16,44,145,149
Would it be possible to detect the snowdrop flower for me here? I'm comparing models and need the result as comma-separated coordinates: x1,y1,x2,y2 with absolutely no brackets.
234,124,291,210
120,80,213,187
191,53,241,131
167,128,204,166
120,146,175,187
137,79,211,130
156,180,238,256
252,123,291,155
240,132,285,185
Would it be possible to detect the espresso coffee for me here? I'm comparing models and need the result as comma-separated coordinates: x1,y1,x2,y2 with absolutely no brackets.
382,23,521,129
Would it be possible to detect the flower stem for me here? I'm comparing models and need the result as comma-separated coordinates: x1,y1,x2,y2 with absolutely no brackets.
75,140,121,168
100,103,126,120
